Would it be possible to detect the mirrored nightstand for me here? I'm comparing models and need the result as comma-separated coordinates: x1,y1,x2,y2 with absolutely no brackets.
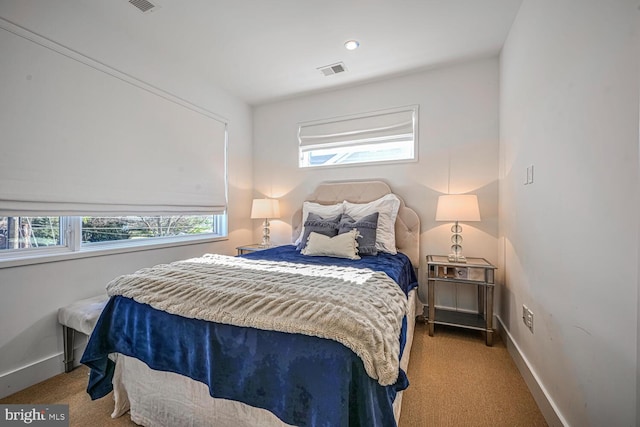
425,255,497,346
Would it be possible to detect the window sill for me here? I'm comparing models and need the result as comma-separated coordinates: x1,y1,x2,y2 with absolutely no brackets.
0,234,228,269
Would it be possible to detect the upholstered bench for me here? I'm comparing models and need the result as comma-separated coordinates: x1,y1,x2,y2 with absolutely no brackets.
57,295,108,372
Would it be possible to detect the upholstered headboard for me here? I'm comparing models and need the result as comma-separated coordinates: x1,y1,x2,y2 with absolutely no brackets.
291,181,421,267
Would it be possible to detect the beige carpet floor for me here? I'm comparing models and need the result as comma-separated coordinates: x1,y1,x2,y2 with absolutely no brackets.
1,321,547,426
399,322,547,426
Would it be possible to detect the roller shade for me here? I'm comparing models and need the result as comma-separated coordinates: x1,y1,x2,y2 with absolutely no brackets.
0,25,227,216
299,106,416,153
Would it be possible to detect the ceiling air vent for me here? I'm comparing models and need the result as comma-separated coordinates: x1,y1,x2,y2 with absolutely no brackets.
129,0,157,13
318,62,347,76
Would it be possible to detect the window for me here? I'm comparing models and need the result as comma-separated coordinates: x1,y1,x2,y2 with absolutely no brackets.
81,215,223,245
298,105,418,168
0,217,65,250
0,214,226,255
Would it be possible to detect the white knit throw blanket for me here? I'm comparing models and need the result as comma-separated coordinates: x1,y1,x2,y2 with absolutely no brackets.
106,254,408,386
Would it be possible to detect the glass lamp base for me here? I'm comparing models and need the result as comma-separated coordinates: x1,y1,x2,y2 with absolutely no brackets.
449,225,466,262
261,219,271,247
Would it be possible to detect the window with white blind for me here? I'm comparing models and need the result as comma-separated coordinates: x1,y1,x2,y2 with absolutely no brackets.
298,105,418,168
0,22,228,265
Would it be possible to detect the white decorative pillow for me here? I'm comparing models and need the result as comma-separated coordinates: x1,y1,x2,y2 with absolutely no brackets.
301,230,360,260
343,194,401,254
294,201,345,245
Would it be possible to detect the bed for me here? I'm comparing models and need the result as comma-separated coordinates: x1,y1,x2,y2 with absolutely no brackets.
81,180,421,427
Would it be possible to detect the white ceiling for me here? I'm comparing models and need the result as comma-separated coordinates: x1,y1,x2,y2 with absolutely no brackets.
0,0,523,106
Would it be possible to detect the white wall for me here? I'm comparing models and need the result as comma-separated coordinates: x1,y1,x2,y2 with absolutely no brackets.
253,58,500,309
0,12,254,397
499,1,639,425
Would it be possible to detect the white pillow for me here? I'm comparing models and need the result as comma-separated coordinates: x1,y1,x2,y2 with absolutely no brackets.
343,194,400,254
301,230,360,260
294,201,345,245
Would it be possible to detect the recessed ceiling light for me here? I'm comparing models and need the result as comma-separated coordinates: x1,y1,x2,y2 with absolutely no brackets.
344,40,360,50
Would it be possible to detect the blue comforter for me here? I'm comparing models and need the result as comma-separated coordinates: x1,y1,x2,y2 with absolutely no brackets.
81,245,418,427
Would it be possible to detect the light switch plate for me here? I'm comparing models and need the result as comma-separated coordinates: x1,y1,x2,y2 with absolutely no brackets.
525,165,534,185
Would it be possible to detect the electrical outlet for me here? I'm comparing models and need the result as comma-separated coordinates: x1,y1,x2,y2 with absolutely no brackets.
522,304,534,332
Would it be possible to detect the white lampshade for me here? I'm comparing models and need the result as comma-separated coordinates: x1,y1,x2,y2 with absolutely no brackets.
250,199,280,219
435,194,480,263
435,195,481,222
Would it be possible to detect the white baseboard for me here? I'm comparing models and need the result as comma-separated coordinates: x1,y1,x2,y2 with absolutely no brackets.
496,316,568,427
0,347,85,400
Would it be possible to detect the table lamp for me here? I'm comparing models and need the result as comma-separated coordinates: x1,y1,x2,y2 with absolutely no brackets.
251,198,280,247
435,194,480,263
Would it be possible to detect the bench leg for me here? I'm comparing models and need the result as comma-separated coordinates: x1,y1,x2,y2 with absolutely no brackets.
62,326,75,373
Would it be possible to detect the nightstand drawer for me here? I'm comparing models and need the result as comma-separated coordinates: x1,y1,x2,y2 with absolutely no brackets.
429,258,495,284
